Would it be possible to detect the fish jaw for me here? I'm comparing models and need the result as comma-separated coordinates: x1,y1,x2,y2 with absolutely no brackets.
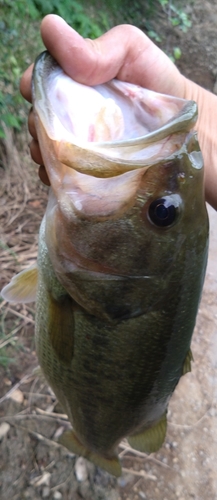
32,51,197,183
33,52,197,148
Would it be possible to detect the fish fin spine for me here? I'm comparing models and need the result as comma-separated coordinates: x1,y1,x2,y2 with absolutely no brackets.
182,348,193,375
127,411,167,454
1,264,38,303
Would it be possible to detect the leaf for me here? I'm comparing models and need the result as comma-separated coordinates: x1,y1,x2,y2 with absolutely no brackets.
4,114,21,129
148,30,162,43
173,47,182,60
0,128,6,138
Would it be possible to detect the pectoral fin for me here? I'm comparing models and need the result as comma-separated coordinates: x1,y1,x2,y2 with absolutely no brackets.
1,264,38,303
127,412,167,454
47,295,74,366
59,429,122,477
182,348,193,375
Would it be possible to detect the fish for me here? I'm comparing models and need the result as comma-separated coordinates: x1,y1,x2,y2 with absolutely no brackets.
1,51,209,477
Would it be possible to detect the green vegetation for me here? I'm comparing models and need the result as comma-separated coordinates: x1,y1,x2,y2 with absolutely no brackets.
158,0,192,32
0,1,43,138
0,0,107,139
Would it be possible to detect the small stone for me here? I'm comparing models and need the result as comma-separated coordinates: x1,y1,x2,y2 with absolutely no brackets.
3,377,12,386
139,492,146,499
0,422,10,440
53,492,62,500
118,473,134,488
75,457,88,481
10,389,24,404
209,408,216,417
42,486,50,498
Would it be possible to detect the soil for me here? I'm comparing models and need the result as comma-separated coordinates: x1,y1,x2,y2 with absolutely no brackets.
0,1,217,499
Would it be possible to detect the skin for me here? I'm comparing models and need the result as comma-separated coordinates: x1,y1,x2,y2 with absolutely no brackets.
20,14,217,209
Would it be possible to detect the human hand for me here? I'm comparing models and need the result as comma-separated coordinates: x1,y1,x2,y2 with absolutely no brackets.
20,15,185,186
20,15,217,209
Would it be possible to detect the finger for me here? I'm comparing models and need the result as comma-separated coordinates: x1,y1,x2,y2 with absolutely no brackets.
20,64,34,103
40,15,123,85
29,139,44,165
41,16,145,85
29,141,50,186
39,165,50,186
41,15,184,97
28,108,37,139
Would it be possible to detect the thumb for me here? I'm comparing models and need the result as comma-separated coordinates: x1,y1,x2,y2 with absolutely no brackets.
41,14,125,85
41,15,184,96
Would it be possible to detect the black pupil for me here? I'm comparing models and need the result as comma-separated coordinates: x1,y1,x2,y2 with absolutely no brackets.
155,203,169,220
148,198,177,227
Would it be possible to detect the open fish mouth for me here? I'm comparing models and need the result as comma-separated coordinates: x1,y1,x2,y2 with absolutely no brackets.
32,51,198,178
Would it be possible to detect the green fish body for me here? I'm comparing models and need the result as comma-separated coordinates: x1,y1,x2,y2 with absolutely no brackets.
2,52,209,476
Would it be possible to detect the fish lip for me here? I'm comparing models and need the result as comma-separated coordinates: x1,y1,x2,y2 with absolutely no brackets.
85,100,198,149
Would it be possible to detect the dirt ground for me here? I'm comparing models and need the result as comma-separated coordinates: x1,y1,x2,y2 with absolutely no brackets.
0,1,217,499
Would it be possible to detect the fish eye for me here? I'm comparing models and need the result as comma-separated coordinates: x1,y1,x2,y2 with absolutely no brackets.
148,195,181,227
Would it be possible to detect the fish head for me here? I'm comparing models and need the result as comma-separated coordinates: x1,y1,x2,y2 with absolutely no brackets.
32,51,208,320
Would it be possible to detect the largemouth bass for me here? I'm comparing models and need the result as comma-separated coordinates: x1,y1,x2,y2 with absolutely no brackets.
2,51,209,476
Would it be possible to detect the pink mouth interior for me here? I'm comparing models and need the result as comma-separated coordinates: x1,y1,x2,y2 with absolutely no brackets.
46,70,184,145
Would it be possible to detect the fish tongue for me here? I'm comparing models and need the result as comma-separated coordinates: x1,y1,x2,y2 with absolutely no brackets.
92,98,124,142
